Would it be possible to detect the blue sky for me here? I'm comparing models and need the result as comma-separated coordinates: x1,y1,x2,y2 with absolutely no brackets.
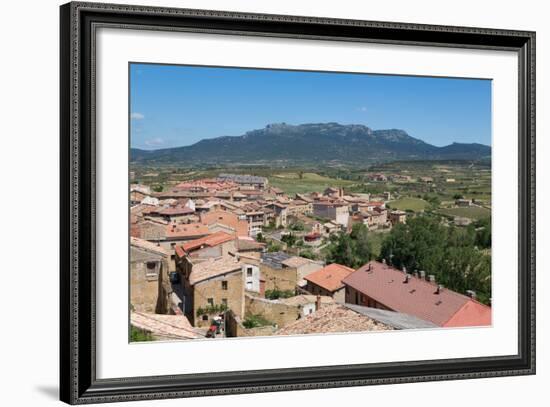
130,63,491,150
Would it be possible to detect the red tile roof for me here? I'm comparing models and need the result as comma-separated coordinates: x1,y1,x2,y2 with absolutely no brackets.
200,210,249,237
179,231,235,254
304,263,355,292
342,261,491,327
443,300,492,327
157,206,194,216
165,223,209,239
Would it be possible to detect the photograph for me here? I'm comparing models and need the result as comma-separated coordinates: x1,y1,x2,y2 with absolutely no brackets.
128,63,493,342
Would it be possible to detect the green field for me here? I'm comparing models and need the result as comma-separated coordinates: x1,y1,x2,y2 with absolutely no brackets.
268,172,355,195
386,197,430,212
438,206,491,220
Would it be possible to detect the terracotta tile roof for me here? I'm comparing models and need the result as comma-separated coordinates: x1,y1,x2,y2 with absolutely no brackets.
157,206,194,216
165,223,209,239
342,261,491,327
304,263,355,292
280,295,335,307
130,311,202,340
276,304,392,335
130,237,169,257
189,256,244,285
174,178,238,192
443,300,492,327
180,231,235,253
200,210,249,237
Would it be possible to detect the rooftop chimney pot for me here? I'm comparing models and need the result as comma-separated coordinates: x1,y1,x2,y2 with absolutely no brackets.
315,295,321,311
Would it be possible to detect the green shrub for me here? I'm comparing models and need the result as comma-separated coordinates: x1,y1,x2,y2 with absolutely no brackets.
243,314,272,329
265,289,295,300
130,326,153,342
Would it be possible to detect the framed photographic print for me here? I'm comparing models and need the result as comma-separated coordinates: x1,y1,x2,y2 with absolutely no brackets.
60,1,536,404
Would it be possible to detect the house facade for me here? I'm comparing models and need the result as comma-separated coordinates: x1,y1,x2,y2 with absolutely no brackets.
130,237,171,314
304,263,355,303
389,210,407,225
178,256,250,327
312,201,349,226
260,252,298,293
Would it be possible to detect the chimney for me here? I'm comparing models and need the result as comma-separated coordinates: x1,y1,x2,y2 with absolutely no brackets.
428,275,436,284
414,270,419,278
435,284,444,294
420,270,426,279
382,259,387,265
466,290,477,300
402,266,407,274
315,295,321,311
404,274,411,284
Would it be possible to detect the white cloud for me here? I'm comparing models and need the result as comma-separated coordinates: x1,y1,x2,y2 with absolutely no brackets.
357,106,368,112
131,112,145,120
144,137,164,147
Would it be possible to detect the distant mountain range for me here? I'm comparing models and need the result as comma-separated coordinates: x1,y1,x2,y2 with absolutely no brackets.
130,122,491,165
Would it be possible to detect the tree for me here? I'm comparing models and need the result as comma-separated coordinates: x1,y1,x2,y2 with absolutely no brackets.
324,224,373,268
350,223,372,266
474,218,491,249
379,216,492,304
300,250,318,260
281,233,297,248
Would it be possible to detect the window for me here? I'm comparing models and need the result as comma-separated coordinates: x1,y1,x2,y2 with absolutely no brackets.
207,298,214,306
221,298,228,306
221,281,228,290
247,267,253,277
202,315,208,321
145,261,158,279
246,281,253,290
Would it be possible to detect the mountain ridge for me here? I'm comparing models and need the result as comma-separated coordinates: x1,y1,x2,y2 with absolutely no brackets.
131,122,491,165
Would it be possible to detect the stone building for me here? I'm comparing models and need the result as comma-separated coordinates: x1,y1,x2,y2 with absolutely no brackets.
389,210,407,225
312,201,349,226
259,252,298,293
130,237,171,314
178,256,253,328
281,256,325,287
304,263,355,303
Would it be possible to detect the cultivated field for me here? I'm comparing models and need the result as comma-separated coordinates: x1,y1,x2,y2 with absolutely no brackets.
386,197,430,212
438,206,491,220
268,172,355,195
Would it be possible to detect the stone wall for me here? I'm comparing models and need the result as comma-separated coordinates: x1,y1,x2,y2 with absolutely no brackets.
193,270,245,328
260,264,297,292
225,310,277,338
130,246,171,314
244,294,301,328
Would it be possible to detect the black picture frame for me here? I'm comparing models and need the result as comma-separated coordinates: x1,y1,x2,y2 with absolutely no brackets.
60,2,536,404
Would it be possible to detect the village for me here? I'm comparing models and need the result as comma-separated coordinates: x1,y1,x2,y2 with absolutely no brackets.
129,172,492,341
